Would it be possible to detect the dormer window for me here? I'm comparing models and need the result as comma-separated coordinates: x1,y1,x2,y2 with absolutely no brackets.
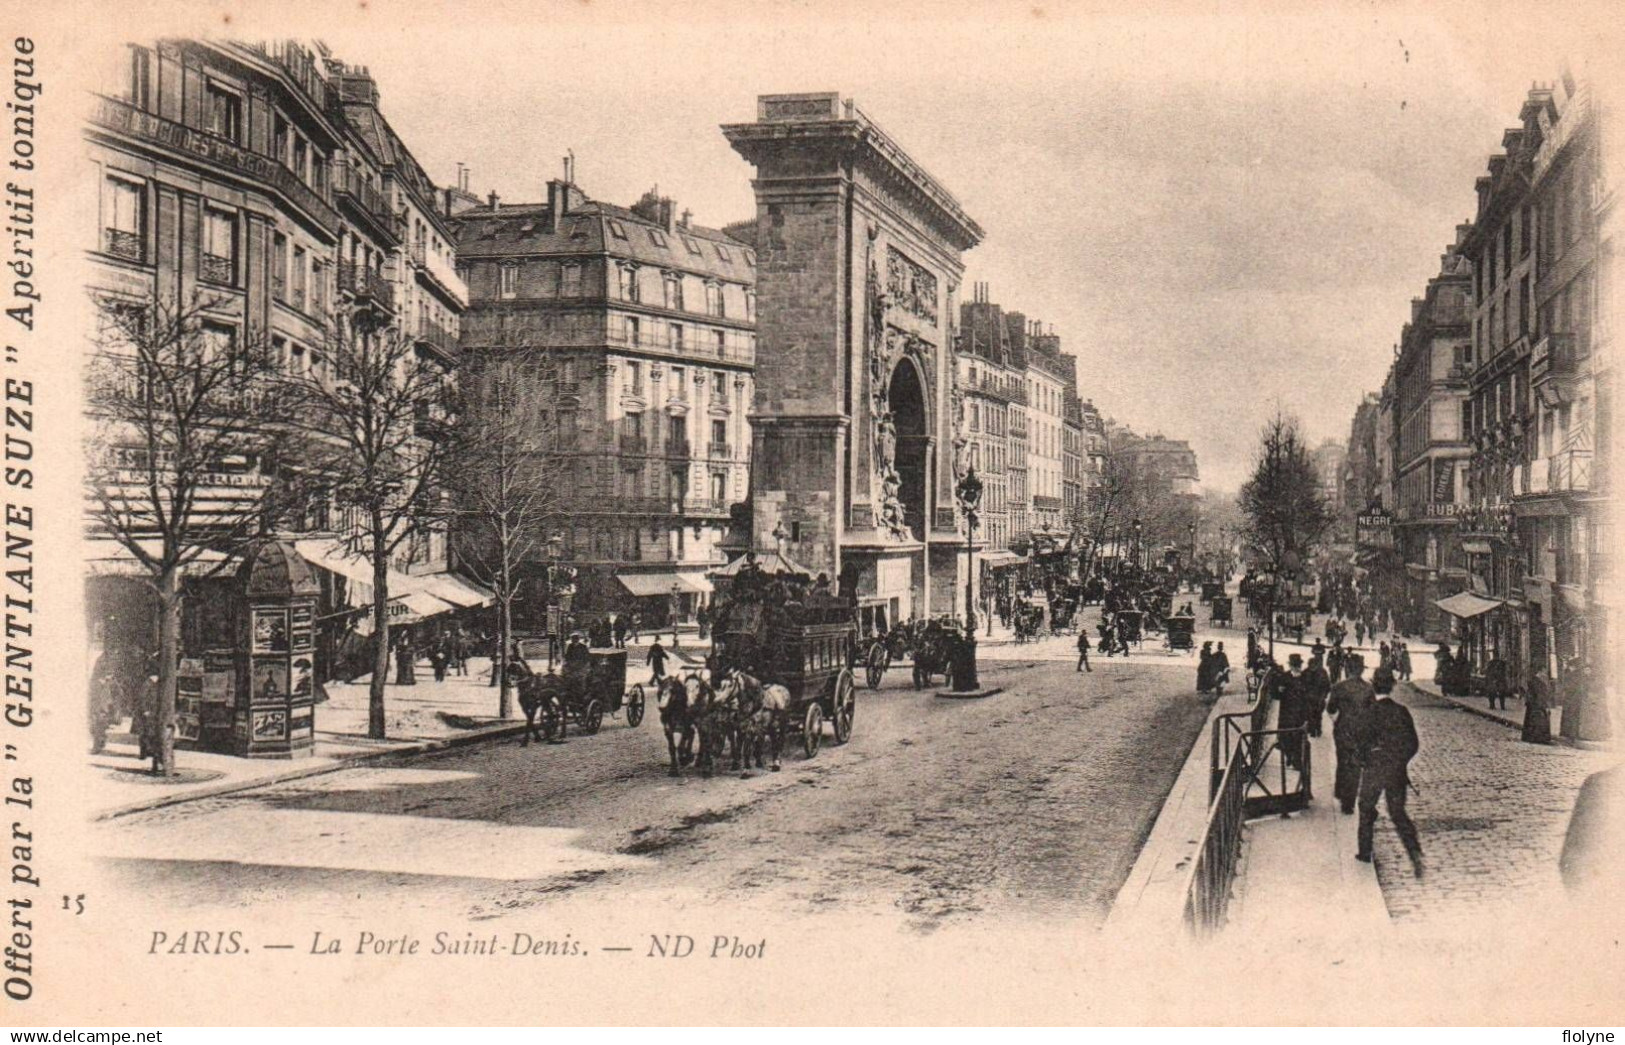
649,229,669,249
716,244,732,263
682,235,703,256
607,219,628,240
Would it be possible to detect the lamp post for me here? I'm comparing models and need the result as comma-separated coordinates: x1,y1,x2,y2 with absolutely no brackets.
545,531,564,670
670,580,682,649
954,467,984,692
1132,518,1143,575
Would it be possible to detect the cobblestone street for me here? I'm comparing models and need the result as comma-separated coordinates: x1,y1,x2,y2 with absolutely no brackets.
1368,682,1615,927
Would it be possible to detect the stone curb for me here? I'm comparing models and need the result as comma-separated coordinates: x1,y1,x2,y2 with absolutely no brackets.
932,687,1005,699
1405,679,1586,749
95,720,534,821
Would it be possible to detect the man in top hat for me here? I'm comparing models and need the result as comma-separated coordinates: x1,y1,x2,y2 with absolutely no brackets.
1356,666,1424,877
1271,653,1310,772
1303,649,1332,737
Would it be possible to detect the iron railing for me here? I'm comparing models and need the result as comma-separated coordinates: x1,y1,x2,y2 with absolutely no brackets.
1184,738,1249,935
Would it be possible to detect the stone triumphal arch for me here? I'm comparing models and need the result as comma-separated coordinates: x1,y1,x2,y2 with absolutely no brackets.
724,94,984,622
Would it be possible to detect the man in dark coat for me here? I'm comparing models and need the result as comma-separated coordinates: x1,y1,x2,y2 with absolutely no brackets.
1356,667,1424,877
1483,654,1511,711
1076,628,1092,673
1326,653,1373,814
1327,641,1346,685
1272,654,1309,771
1303,651,1332,737
646,637,669,684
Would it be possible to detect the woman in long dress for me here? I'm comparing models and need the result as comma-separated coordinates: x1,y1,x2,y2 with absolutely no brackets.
1522,670,1553,744
1196,642,1215,693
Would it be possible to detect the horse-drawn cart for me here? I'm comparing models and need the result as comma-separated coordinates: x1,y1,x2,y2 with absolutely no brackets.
1209,595,1233,628
508,645,645,743
1164,614,1196,654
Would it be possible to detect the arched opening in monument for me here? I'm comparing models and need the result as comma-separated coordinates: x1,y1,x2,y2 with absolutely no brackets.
888,358,929,541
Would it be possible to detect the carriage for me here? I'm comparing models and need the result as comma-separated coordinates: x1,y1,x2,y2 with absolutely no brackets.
1114,609,1145,648
859,620,912,689
1201,581,1226,602
1276,601,1313,644
510,643,645,741
712,609,858,759
1209,595,1234,628
909,619,962,689
1164,614,1196,653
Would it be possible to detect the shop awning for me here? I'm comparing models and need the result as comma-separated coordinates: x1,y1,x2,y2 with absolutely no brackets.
354,589,461,636
294,538,483,618
417,572,495,608
83,539,233,578
617,570,714,597
1461,540,1494,555
979,550,1027,567
1435,591,1504,619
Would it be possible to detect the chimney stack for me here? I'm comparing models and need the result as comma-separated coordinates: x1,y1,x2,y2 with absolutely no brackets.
680,208,693,229
487,191,500,211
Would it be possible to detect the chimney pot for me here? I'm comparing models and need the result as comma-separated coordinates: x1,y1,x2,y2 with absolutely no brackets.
487,191,500,211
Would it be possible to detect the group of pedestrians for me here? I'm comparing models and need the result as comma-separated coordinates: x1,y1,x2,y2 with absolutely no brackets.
1257,643,1426,878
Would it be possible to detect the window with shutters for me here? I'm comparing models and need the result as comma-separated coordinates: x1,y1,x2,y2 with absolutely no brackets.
200,207,237,285
204,80,242,142
101,174,145,263
500,262,518,299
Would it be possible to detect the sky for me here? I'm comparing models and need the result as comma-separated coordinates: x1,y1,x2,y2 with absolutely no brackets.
250,1,1622,492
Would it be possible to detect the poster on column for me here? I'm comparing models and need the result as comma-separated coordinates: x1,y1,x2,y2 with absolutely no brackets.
13,0,1625,1031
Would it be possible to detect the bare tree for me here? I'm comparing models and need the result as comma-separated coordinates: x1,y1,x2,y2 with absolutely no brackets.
85,294,299,775
1239,410,1332,651
441,351,564,718
291,316,454,739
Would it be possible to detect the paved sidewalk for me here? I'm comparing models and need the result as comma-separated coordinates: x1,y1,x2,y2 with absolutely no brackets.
87,657,534,819
1225,725,1390,941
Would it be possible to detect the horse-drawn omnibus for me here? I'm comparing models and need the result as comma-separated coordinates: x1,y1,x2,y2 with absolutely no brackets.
710,600,858,758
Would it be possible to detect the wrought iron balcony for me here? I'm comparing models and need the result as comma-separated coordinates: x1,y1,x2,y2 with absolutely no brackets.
707,441,730,459
413,320,459,365
337,262,395,314
619,433,647,455
667,438,692,459
101,227,144,264
90,95,338,234
333,165,400,244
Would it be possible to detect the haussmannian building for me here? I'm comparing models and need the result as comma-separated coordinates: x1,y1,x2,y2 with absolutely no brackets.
447,174,756,624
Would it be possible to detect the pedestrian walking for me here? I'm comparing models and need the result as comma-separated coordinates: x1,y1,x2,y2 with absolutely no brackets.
1355,667,1425,878
394,629,417,686
429,634,449,682
1354,620,1366,647
1196,641,1214,692
1483,653,1511,711
1327,653,1373,814
1273,654,1309,771
1212,642,1231,694
646,636,669,684
1304,651,1331,737
1522,668,1553,744
1076,628,1092,673
1397,641,1412,681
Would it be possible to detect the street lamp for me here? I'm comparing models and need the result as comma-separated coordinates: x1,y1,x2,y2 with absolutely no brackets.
670,580,682,649
954,467,984,692
1132,518,1143,574
545,531,564,670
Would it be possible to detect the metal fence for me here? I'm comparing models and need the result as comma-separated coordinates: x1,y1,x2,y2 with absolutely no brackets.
1184,738,1249,935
